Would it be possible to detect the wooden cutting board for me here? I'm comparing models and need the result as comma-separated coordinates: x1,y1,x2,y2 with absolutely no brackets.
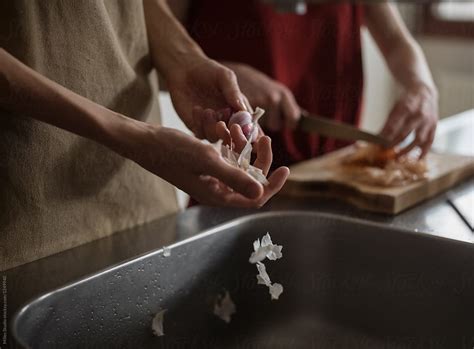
282,145,474,214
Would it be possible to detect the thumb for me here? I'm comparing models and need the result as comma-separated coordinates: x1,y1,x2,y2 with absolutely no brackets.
218,67,248,111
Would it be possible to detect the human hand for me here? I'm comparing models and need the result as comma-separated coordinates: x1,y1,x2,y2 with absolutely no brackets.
214,121,290,207
191,106,265,144
120,121,288,207
223,62,300,131
380,84,438,158
165,55,251,140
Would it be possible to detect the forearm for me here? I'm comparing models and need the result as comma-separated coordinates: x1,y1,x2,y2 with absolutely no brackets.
387,39,436,94
143,0,205,82
365,4,437,94
0,48,146,155
167,0,191,22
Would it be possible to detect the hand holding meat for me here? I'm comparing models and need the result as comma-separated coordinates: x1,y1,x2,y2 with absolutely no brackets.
380,84,438,158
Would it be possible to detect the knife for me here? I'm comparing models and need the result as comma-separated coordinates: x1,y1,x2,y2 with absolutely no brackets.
298,111,391,147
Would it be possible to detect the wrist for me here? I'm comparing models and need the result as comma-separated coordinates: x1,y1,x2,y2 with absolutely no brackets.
160,49,207,83
101,111,156,160
144,0,206,82
407,81,438,99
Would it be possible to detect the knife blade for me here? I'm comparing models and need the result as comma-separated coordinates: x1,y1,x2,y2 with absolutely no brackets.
298,111,391,147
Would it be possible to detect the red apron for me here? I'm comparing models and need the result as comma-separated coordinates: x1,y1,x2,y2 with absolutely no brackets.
187,0,365,167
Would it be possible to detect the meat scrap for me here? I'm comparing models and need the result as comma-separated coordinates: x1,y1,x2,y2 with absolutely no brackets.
342,143,428,187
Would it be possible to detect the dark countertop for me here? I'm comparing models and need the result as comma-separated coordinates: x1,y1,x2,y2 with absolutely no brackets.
3,111,474,348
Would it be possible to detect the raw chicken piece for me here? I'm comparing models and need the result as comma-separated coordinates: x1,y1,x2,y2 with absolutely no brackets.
343,143,428,187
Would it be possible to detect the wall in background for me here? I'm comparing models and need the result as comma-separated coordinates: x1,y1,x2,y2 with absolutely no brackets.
360,29,398,133
419,37,474,118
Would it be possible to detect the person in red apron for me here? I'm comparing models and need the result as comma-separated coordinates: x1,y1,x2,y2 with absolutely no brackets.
173,1,438,169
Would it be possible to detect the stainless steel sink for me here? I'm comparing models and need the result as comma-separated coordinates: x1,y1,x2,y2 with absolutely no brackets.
12,212,474,348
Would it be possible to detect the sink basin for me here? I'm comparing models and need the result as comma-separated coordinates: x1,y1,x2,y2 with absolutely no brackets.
13,212,474,348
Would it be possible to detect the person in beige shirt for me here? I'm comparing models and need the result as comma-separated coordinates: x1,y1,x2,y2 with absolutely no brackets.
0,0,289,270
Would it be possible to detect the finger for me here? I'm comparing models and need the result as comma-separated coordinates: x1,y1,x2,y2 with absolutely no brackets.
397,122,428,157
420,127,436,159
264,166,290,198
280,88,301,129
230,123,248,153
219,166,290,208
253,136,272,176
191,175,238,206
175,174,223,206
178,174,252,208
380,101,409,141
203,108,219,142
205,157,263,200
416,123,431,151
218,68,248,111
390,115,423,147
192,106,206,139
216,121,232,146
216,107,232,123
398,138,418,157
249,125,266,151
